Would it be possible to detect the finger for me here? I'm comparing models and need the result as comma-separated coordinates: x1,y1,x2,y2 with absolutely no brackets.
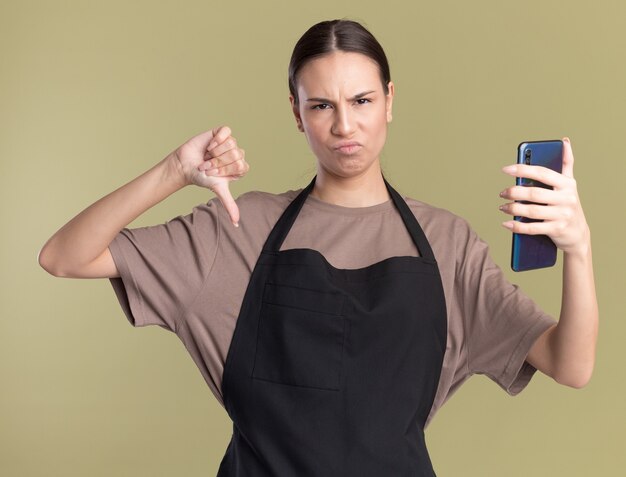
561,137,575,178
499,185,560,204
199,155,214,171
211,153,248,177
207,125,233,151
501,163,567,189
211,181,240,227
499,202,563,221
201,147,245,172
208,135,238,158
501,219,552,235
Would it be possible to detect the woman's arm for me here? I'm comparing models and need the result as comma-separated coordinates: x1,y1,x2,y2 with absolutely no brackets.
498,137,599,388
38,126,249,279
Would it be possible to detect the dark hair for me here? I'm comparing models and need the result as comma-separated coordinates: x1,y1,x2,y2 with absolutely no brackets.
288,19,391,107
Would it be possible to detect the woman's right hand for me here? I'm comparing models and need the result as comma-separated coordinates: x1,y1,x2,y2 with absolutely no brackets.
38,125,249,278
171,125,249,226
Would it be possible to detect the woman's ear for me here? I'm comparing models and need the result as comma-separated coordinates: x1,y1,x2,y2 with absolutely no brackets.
385,81,394,123
289,94,304,132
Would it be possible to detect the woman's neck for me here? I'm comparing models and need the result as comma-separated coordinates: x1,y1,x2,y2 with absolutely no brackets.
309,164,391,208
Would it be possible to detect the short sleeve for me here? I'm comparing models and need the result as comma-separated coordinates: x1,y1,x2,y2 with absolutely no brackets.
455,220,558,395
107,200,220,332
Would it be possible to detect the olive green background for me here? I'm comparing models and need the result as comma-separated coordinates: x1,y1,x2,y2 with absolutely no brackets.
2,0,623,475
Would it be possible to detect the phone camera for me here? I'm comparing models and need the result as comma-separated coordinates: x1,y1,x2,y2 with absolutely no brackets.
524,149,532,165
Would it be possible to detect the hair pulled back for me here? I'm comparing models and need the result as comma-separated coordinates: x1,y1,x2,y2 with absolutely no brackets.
288,19,391,107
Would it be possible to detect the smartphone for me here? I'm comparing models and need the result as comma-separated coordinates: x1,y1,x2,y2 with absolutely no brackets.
511,140,563,272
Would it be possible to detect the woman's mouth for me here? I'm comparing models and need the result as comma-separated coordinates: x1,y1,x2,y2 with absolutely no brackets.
334,142,362,155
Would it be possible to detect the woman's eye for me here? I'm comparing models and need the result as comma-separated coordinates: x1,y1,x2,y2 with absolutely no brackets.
311,99,370,110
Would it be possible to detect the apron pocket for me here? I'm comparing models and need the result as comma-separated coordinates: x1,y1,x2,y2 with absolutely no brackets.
252,283,346,391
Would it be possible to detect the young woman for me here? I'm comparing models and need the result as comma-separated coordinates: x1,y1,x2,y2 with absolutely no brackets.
39,19,598,476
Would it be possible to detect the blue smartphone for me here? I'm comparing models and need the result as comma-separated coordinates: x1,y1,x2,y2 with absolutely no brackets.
511,140,563,272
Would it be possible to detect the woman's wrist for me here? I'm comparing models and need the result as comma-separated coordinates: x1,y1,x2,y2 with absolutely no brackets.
562,228,592,261
161,151,191,190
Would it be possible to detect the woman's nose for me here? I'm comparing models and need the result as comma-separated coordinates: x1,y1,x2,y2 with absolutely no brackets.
331,105,356,136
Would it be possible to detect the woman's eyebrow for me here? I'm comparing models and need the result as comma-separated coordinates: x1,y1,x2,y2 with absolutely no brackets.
305,90,376,103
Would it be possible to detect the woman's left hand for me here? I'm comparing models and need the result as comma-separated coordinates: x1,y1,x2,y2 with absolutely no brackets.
498,137,591,256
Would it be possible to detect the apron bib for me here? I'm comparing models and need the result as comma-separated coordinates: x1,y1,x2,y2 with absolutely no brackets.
218,174,447,476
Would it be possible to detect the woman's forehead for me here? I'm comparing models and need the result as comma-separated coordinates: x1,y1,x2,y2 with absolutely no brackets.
296,51,382,97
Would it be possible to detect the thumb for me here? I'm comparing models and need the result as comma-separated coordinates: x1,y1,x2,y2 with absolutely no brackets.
561,137,575,178
212,181,240,227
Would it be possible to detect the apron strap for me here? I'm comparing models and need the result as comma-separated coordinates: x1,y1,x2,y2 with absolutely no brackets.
382,175,436,262
262,174,436,262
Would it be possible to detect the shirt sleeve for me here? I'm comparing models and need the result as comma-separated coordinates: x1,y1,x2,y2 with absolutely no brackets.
455,219,558,395
107,199,221,333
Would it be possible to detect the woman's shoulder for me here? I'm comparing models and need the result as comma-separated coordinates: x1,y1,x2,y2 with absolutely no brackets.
403,196,473,234
197,188,301,214
402,196,488,272
236,188,301,206
233,188,302,218
195,188,304,229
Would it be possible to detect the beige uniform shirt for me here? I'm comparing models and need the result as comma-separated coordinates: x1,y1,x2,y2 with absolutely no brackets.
108,187,557,429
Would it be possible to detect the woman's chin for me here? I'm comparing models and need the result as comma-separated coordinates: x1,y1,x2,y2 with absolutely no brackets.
318,157,379,178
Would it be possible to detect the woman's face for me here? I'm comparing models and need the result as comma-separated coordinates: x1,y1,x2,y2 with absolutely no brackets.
290,51,394,179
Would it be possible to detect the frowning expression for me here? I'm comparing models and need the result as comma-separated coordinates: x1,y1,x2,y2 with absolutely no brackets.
290,51,394,178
